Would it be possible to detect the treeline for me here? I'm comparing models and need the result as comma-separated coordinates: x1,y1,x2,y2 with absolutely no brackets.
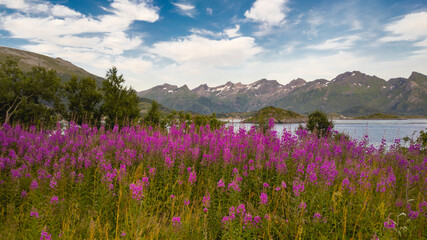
0,59,139,128
143,101,223,129
0,59,224,129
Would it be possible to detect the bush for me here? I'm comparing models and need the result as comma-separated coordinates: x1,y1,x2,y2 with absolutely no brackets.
306,110,334,137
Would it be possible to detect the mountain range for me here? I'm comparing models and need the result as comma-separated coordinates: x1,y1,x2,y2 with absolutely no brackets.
1,46,425,116
138,71,427,116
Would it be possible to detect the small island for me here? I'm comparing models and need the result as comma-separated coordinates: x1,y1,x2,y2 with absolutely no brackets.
243,106,306,124
355,112,403,120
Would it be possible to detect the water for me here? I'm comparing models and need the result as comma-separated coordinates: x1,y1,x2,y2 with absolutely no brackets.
227,119,427,146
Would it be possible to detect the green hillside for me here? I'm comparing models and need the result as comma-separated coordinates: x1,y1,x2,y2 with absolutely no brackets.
138,97,172,115
355,113,402,120
0,46,103,85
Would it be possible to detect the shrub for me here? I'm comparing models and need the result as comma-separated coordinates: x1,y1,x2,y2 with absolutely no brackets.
306,110,334,137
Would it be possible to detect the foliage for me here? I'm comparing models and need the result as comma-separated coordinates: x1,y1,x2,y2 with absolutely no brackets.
418,129,427,150
306,110,334,137
165,110,192,127
0,59,143,128
193,113,224,129
100,67,139,128
244,106,304,124
403,129,427,151
143,100,161,127
0,123,425,239
0,59,64,127
64,76,102,125
355,112,401,120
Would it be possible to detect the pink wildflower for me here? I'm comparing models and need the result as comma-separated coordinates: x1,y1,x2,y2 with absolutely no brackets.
259,193,268,205
50,196,59,204
172,216,181,226
40,230,52,240
188,171,197,185
217,179,225,188
31,211,39,218
384,218,395,229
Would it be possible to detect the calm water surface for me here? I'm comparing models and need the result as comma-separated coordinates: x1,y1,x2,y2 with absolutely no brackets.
227,119,427,146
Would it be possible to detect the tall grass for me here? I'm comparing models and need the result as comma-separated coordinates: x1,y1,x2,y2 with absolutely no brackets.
0,122,425,239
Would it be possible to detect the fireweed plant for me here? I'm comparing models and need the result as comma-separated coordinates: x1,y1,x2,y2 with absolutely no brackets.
0,121,426,239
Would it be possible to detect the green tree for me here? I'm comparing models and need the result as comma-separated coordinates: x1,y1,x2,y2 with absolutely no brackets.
209,113,223,129
306,110,334,137
64,76,102,125
144,100,161,127
101,67,139,128
417,129,427,150
0,59,64,127
0,59,24,125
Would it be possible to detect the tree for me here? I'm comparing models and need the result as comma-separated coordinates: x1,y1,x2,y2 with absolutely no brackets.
101,67,139,127
64,76,102,124
0,59,25,126
144,100,161,127
306,110,334,137
209,113,223,129
0,59,64,127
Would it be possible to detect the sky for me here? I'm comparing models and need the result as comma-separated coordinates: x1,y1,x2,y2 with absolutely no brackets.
0,0,427,91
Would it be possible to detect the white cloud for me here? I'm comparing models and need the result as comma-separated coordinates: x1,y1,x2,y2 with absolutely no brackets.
110,0,159,22
189,28,223,38
150,34,262,68
380,11,427,42
280,41,299,54
244,0,290,35
0,0,84,17
224,25,241,38
51,5,81,17
415,39,427,47
0,0,49,13
1,0,159,37
189,25,241,39
0,0,160,90
171,1,197,18
206,8,213,16
307,35,361,50
0,0,27,9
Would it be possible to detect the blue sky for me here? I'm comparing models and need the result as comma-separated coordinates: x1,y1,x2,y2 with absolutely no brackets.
0,0,426,91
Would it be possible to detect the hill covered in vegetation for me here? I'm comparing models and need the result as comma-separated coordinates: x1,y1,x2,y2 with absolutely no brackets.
243,106,305,124
355,113,402,120
0,46,103,85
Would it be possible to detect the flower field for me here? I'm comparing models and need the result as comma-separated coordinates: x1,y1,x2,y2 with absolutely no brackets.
0,122,426,239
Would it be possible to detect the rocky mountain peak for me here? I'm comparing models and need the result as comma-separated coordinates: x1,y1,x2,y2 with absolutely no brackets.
285,78,306,89
191,84,211,97
331,71,383,85
388,77,407,88
332,71,361,82
409,72,427,85
193,84,208,91
179,84,190,91
152,83,178,91
250,78,280,88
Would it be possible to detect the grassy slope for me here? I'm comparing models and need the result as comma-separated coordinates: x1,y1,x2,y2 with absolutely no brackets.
0,46,104,85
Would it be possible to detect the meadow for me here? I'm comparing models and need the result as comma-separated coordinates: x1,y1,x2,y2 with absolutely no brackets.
0,121,426,239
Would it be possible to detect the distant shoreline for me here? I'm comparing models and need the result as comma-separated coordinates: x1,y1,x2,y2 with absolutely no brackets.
220,116,427,124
